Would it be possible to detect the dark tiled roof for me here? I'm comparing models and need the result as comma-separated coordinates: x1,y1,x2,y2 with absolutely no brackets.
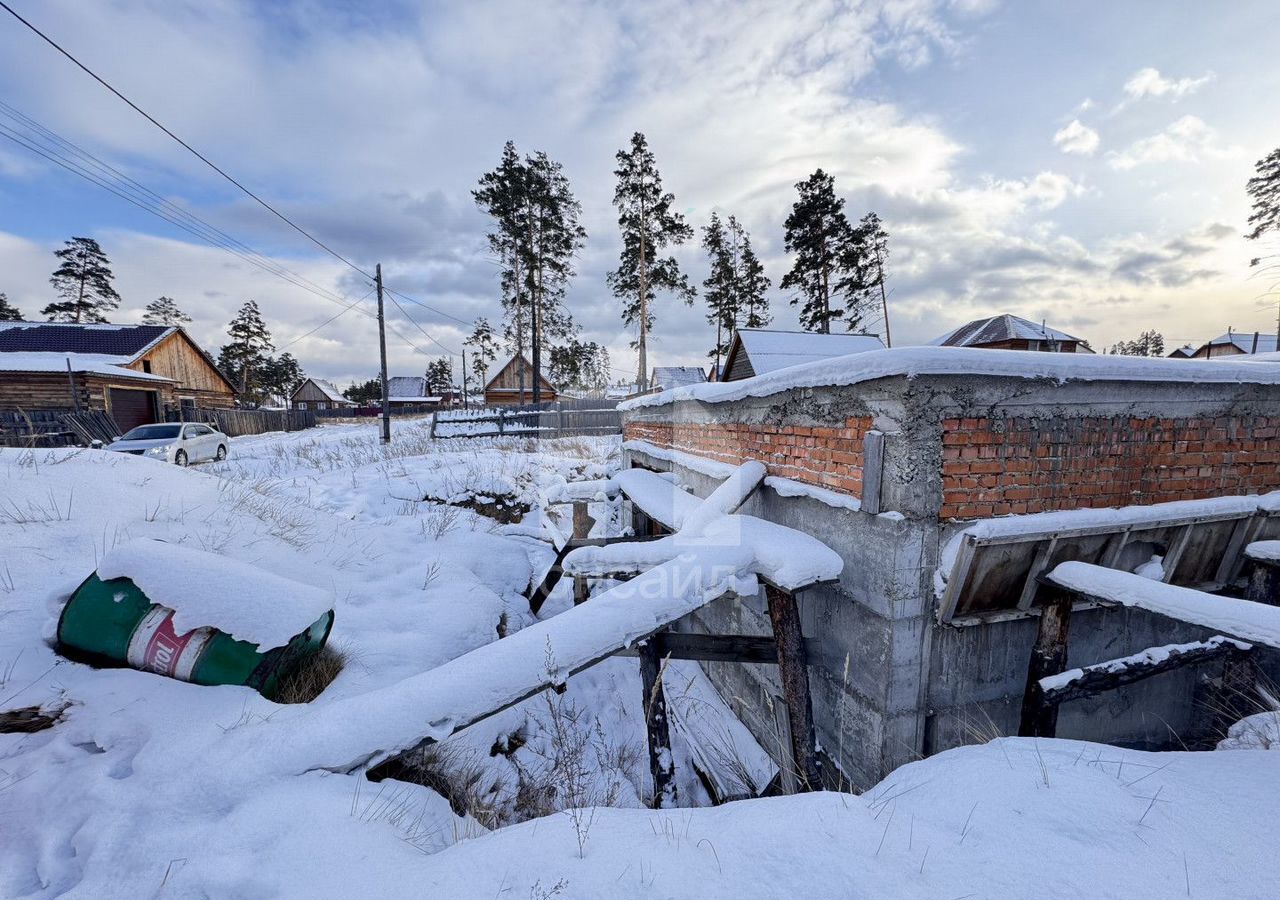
936,314,1082,347
0,323,171,357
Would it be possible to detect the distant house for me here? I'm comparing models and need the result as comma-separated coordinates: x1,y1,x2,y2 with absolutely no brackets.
290,378,355,411
931,314,1093,353
1168,345,1197,359
721,328,886,382
382,375,444,410
482,354,557,406
1180,330,1280,359
0,323,236,431
650,366,707,392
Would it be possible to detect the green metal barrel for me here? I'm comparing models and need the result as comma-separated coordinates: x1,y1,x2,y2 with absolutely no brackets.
57,573,334,701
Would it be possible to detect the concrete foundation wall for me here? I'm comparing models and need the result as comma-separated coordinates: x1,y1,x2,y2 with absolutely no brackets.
623,371,1280,787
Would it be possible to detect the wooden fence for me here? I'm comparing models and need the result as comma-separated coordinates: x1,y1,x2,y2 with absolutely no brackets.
166,407,317,437
431,403,621,439
0,409,121,448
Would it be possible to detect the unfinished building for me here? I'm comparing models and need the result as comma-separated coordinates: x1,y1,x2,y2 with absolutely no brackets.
617,348,1280,789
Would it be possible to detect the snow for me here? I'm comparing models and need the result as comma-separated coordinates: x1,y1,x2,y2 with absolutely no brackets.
1219,711,1280,750
543,477,620,503
94,538,335,649
763,474,862,511
731,328,885,376
1245,540,1280,563
0,351,174,380
677,460,765,536
619,345,1280,411
615,466,703,529
1039,635,1250,692
1047,560,1280,649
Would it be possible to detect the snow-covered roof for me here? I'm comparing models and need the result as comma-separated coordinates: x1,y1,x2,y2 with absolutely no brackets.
0,351,174,381
301,378,352,404
620,345,1280,411
1205,332,1280,354
385,375,427,398
1216,350,1280,363
650,366,707,390
726,328,885,379
931,314,1085,348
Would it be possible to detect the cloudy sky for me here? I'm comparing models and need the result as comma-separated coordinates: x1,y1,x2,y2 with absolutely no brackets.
1,0,1278,387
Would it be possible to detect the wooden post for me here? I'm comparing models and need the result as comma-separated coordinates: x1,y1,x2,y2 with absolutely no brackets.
764,584,821,791
375,263,391,445
1018,585,1073,738
861,430,885,515
573,576,590,605
429,411,438,439
638,637,676,808
1245,558,1280,607
572,501,593,540
497,408,505,435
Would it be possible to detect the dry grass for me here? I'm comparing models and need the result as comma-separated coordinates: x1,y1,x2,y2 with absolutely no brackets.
274,645,345,704
0,704,66,734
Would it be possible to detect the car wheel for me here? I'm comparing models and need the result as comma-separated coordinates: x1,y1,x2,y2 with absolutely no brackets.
175,450,188,467
215,444,227,461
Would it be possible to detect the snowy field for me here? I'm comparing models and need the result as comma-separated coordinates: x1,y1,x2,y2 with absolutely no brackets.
1,417,1278,899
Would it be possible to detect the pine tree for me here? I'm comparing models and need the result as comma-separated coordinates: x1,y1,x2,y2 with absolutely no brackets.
1109,330,1165,357
343,377,382,406
465,317,501,389
475,143,586,403
1247,148,1280,247
836,212,891,338
44,236,121,323
425,358,455,395
738,228,771,330
141,296,192,327
218,300,274,403
608,132,695,389
258,353,304,405
0,293,23,322
550,340,610,391
781,170,856,333
701,213,737,368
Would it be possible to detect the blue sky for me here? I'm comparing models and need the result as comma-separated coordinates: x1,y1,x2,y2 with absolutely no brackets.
1,0,1277,386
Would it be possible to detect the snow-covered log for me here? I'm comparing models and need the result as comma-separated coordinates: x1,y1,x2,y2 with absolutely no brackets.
1038,636,1252,706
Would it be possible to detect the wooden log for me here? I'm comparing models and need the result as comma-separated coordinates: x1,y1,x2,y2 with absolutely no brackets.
764,584,821,791
861,430,885,515
571,501,594,540
638,637,677,808
1039,636,1252,706
1018,584,1074,738
572,575,590,606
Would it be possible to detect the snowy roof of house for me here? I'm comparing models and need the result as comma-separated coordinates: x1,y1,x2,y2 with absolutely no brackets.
931,314,1085,348
1168,345,1197,358
292,377,353,404
620,345,1280,411
1205,332,1280,354
385,375,427,398
0,351,174,381
727,329,886,377
0,322,174,357
651,366,707,390
1219,350,1280,363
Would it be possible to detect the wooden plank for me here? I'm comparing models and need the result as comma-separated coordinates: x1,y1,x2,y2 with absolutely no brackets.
937,533,978,623
1017,584,1073,738
1161,523,1195,583
764,584,821,791
860,430,885,515
1016,536,1058,611
1245,556,1280,607
613,632,824,664
1040,637,1251,706
638,638,677,808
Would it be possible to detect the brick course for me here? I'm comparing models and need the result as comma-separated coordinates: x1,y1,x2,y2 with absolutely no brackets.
939,415,1280,519
624,417,873,497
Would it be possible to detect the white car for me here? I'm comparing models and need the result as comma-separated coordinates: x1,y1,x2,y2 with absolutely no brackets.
106,423,229,466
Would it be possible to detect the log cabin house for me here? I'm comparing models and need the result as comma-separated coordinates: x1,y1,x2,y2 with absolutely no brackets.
482,354,557,406
0,323,236,431
290,377,354,411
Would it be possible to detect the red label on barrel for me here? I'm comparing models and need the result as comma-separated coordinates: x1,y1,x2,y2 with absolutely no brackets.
142,613,196,676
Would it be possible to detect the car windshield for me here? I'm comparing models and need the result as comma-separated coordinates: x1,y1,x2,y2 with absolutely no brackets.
120,424,182,441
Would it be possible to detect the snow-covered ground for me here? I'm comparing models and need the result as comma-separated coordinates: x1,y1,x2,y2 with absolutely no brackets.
2,417,1278,898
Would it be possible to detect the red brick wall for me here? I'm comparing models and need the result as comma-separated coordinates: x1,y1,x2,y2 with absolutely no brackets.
941,415,1280,519
624,417,873,496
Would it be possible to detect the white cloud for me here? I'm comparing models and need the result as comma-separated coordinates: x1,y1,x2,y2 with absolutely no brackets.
1053,119,1100,156
1108,115,1240,170
1122,67,1213,102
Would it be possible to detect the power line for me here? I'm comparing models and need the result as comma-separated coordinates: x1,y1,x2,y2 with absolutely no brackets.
383,285,472,328
278,285,377,351
385,293,461,356
0,0,375,281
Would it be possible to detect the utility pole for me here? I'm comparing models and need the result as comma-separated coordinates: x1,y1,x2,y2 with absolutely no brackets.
461,348,469,410
376,263,390,444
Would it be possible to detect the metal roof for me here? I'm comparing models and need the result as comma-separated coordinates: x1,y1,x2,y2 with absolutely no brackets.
933,314,1084,348
385,375,427,398
726,329,885,378
651,366,707,390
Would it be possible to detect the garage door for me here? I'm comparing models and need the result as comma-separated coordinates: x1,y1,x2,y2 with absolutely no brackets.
109,389,158,433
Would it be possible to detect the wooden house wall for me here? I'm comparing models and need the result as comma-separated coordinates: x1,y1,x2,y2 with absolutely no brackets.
0,372,175,416
291,380,350,407
126,332,236,407
487,357,555,394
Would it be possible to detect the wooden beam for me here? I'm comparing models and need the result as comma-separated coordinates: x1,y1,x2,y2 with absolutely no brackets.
1040,636,1251,707
1018,583,1073,738
613,632,823,664
638,638,677,808
860,430,885,515
571,501,594,540
765,584,821,791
